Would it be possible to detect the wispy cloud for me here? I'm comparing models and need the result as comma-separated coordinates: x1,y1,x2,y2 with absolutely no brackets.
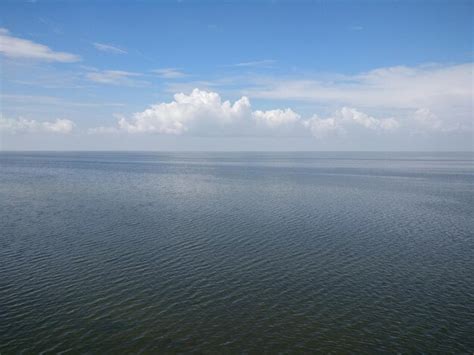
207,24,219,31
1,94,63,105
244,63,472,112
0,115,75,134
152,68,187,79
93,42,127,54
38,17,63,35
164,80,221,94
85,69,147,86
231,59,276,68
0,28,80,62
1,94,125,107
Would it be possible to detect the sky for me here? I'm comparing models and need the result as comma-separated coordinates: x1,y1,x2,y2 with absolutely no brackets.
0,0,472,151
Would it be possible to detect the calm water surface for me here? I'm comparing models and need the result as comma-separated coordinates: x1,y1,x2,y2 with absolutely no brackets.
1,152,473,353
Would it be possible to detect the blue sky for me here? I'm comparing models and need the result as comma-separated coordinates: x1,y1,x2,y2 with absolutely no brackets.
0,0,472,150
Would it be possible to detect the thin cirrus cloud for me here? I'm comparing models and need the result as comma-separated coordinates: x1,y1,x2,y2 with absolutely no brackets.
152,68,187,79
0,115,75,134
246,63,472,110
0,28,80,62
92,42,127,54
85,69,146,86
1,94,126,108
231,59,276,68
90,88,400,138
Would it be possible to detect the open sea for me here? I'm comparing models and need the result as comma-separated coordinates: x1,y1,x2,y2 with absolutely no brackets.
0,151,473,353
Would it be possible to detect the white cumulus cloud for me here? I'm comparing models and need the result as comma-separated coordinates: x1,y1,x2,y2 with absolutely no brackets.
92,89,406,139
336,107,399,130
303,116,340,139
252,108,300,128
0,28,80,62
303,107,399,139
118,89,251,134
413,108,445,131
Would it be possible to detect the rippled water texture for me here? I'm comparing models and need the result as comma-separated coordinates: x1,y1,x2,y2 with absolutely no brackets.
1,152,473,353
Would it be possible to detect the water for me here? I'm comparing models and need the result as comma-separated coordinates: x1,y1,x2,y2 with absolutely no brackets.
1,151,473,353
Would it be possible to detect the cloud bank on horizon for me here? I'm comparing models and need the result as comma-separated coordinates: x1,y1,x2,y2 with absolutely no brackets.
0,0,472,150
3,84,467,139
88,88,402,137
0,115,75,134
